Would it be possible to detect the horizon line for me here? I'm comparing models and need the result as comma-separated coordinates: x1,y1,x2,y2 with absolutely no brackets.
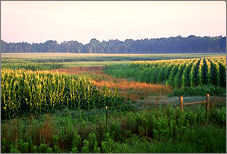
2,34,226,44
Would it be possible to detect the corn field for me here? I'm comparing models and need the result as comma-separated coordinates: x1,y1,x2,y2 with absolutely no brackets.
105,57,226,89
130,57,226,88
1,69,126,120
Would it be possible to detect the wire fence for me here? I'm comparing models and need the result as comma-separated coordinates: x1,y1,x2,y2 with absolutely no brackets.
1,104,130,124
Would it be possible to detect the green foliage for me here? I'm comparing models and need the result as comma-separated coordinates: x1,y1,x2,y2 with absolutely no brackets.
101,133,116,153
209,107,226,126
1,138,6,152
1,106,226,153
105,57,226,96
38,143,52,153
1,62,64,71
217,61,226,87
166,64,179,86
201,58,208,85
31,145,38,153
72,133,81,149
53,135,59,145
210,59,220,86
81,140,90,153
9,145,20,153
71,147,78,153
191,59,201,86
18,139,29,153
88,133,100,152
1,69,126,119
174,64,186,88
173,85,226,96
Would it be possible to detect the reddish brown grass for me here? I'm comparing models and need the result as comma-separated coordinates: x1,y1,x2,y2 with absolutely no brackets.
37,115,54,145
53,66,104,74
3,119,20,142
53,66,173,101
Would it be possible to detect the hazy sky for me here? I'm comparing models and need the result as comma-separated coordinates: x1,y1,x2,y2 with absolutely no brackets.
1,1,226,44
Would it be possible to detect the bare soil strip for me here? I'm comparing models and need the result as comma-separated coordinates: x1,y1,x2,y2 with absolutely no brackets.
52,66,173,101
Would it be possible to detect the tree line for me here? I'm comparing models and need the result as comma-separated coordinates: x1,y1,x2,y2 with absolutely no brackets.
1,35,226,53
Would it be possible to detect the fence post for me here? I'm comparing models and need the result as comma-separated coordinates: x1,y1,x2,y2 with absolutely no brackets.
106,105,108,130
212,95,215,109
179,96,184,112
206,94,210,112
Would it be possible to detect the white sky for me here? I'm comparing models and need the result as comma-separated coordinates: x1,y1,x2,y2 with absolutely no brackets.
1,1,226,44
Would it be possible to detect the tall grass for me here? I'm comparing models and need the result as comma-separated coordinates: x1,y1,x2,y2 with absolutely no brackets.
1,106,226,153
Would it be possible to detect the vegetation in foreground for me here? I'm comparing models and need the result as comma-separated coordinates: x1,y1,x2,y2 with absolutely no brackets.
1,106,226,153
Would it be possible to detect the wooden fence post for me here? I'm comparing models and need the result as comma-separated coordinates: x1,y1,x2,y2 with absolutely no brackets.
212,95,215,109
179,96,184,112
106,105,108,130
206,94,210,112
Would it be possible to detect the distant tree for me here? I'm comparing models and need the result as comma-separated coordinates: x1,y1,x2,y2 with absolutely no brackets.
1,35,226,53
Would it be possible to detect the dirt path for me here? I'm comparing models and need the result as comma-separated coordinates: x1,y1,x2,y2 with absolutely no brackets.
52,66,173,101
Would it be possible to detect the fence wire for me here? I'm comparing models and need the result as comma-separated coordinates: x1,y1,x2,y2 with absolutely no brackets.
1,104,130,124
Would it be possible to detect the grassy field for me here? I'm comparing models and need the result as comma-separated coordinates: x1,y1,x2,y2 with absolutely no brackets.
1,53,226,153
2,52,224,59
